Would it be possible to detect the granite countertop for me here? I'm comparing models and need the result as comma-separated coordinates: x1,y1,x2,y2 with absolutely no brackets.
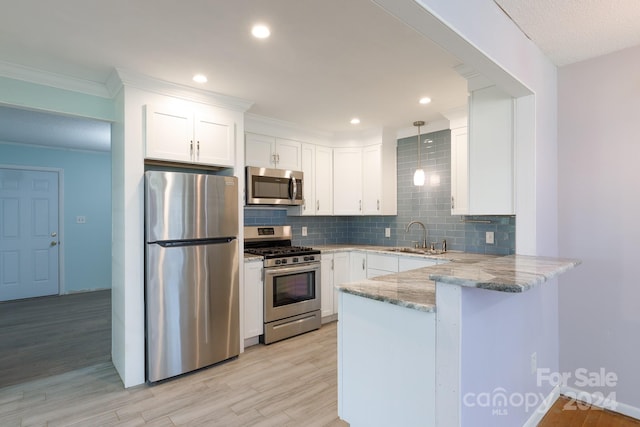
426,254,581,293
242,245,580,312
338,268,437,312
335,251,580,312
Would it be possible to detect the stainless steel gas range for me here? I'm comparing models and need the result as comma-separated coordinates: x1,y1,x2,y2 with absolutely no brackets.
244,226,321,344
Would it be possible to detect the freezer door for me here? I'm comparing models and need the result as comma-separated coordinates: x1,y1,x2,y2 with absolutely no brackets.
146,239,239,382
145,171,238,242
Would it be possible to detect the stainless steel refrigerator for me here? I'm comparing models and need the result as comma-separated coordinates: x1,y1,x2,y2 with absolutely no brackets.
144,170,239,383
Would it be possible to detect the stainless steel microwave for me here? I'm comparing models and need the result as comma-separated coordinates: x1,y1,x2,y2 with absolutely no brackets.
245,166,304,206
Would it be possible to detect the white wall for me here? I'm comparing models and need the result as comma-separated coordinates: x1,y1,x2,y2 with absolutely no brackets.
558,45,640,414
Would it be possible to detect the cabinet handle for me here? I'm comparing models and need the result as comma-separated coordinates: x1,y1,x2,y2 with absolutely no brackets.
451,196,455,209
362,259,365,270
272,154,277,165
377,199,380,211
317,200,319,211
197,140,200,157
190,140,194,156
332,259,334,270
359,200,362,211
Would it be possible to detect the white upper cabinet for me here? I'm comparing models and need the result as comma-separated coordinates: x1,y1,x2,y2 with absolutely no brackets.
314,145,333,215
333,147,363,215
450,125,469,215
333,130,397,216
362,143,397,215
145,103,235,167
298,143,315,215
467,85,514,215
245,132,302,171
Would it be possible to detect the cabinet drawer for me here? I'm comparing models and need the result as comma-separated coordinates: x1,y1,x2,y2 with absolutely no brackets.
366,253,398,273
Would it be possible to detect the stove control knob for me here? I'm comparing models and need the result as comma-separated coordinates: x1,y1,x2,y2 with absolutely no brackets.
303,256,310,261
281,259,288,264
293,257,299,263
309,255,315,261
275,260,281,265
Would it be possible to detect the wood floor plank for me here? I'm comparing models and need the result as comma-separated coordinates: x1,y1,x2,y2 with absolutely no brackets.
539,396,640,427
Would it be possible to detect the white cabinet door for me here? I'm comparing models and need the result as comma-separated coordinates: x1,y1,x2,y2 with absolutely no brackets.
243,261,264,340
315,145,333,215
145,104,193,163
333,252,350,316
245,133,276,168
299,143,315,215
194,111,235,167
362,145,381,215
333,147,363,215
274,138,302,171
321,254,334,317
450,126,469,215
349,251,367,282
468,85,514,215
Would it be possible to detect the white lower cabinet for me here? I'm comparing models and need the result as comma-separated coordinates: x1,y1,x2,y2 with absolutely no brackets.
366,253,399,278
349,251,367,281
398,256,439,272
243,260,263,341
321,252,349,320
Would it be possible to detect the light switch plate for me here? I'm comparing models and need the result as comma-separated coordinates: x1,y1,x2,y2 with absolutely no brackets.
302,226,308,237
385,228,391,238
76,216,86,224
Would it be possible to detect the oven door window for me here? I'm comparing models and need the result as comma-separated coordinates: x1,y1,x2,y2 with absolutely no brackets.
272,271,315,307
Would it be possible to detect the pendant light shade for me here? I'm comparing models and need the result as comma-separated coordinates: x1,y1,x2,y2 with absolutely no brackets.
413,120,425,187
413,168,425,186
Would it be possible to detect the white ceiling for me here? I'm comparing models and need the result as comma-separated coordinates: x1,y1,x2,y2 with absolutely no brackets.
1,0,639,151
494,0,640,66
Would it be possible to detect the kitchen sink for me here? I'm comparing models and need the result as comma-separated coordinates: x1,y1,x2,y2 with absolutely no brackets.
384,247,446,256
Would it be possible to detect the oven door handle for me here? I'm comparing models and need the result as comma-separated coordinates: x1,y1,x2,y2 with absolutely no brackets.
264,263,320,277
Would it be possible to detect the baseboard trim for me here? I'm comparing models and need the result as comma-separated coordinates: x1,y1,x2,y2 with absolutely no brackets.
560,386,640,421
522,386,560,427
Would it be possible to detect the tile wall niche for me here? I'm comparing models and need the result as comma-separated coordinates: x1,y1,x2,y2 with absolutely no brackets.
243,129,515,255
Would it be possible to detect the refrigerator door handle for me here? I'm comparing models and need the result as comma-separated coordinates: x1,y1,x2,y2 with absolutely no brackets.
155,237,235,248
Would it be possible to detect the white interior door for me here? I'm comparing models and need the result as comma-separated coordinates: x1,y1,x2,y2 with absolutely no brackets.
0,168,59,301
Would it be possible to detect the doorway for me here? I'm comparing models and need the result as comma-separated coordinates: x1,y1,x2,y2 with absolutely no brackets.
0,167,60,301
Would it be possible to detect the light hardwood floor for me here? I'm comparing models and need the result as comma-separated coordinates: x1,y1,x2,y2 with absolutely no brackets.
0,321,347,426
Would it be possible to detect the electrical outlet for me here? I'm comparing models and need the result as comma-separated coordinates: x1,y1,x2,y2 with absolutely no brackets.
76,216,86,224
486,231,494,244
385,228,391,238
302,226,308,237
531,352,537,375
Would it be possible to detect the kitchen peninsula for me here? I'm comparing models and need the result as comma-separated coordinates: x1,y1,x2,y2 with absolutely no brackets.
336,254,580,427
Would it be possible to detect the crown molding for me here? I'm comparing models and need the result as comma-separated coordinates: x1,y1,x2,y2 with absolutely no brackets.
111,68,254,112
0,60,111,98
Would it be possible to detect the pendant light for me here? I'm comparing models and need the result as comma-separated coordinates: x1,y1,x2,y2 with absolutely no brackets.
413,120,426,186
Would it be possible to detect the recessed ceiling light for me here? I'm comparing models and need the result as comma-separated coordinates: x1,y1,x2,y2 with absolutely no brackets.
419,97,432,105
251,24,271,39
193,74,207,83
350,118,361,125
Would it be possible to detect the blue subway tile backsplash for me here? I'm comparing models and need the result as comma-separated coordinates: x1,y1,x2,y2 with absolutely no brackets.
244,129,515,255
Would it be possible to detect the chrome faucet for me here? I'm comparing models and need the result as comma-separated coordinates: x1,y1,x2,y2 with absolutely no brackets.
405,220,428,249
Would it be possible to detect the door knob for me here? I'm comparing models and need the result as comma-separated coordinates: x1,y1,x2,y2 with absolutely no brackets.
50,241,58,247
